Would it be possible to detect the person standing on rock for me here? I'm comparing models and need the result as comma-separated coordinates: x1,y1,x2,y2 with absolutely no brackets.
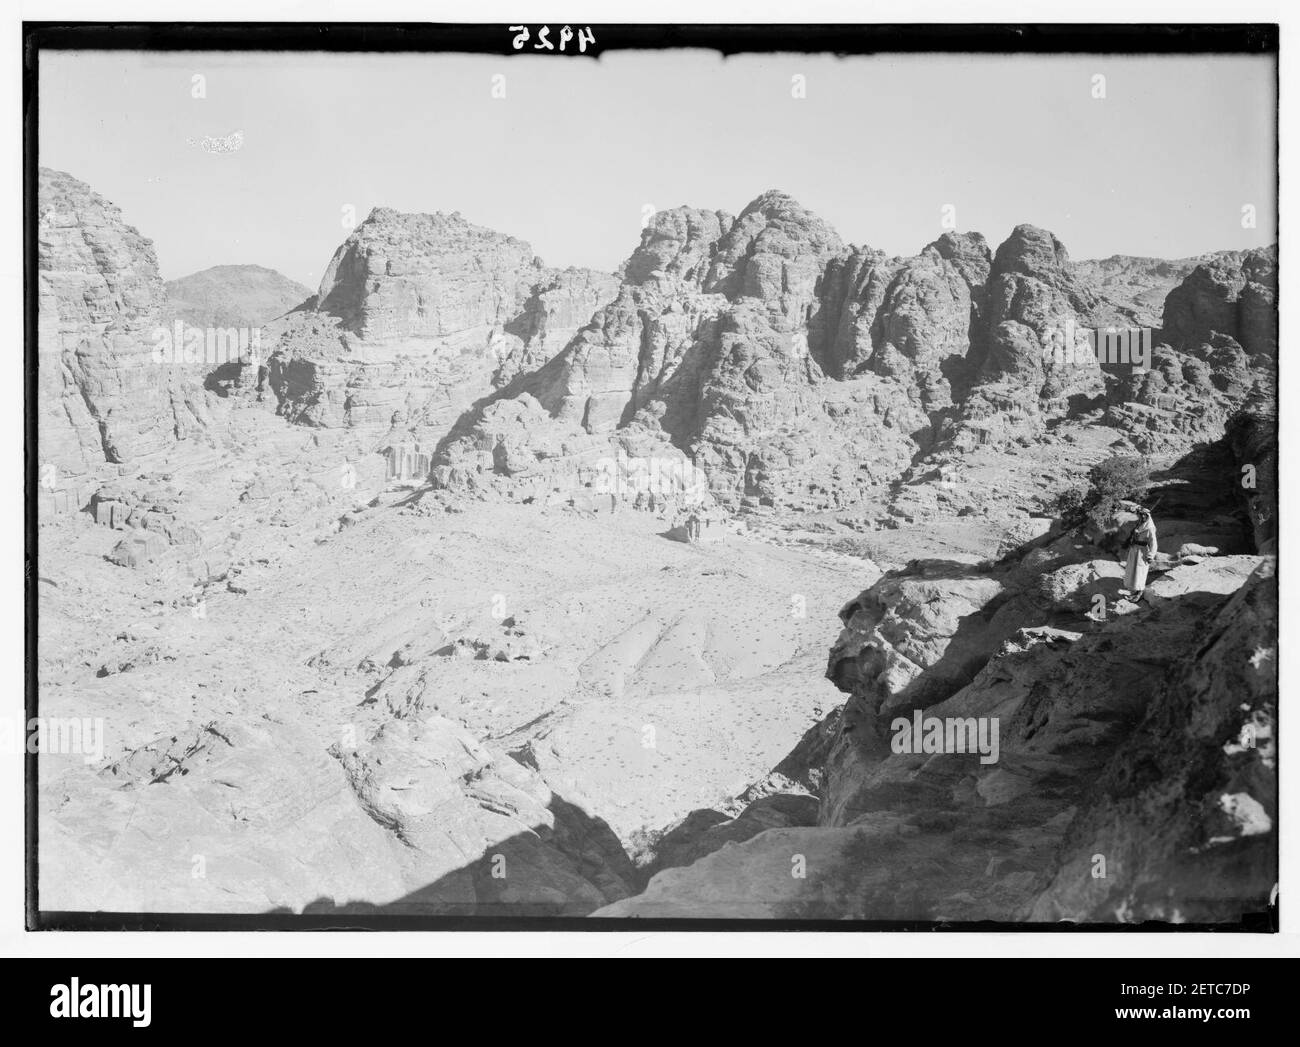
1122,506,1158,600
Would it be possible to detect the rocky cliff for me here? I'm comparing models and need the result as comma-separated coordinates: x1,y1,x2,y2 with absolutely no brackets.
1162,247,1278,357
38,168,212,480
264,207,618,451
1070,249,1253,331
601,566,1275,922
428,194,1274,521
598,411,1276,921
1096,248,1278,456
36,174,1276,923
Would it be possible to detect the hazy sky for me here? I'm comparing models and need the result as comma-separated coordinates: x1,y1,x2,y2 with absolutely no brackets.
39,49,1276,289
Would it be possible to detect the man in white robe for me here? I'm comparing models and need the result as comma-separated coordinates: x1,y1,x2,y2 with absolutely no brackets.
1123,506,1158,598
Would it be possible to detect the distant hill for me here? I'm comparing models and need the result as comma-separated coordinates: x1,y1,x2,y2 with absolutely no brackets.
164,264,311,328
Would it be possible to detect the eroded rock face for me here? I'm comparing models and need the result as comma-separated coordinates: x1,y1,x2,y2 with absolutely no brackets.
1225,393,1277,554
1029,559,1276,923
492,268,622,386
436,201,1263,516
436,194,984,509
316,207,537,342
1097,250,1276,457
624,205,732,289
37,174,1277,923
1104,339,1271,455
38,168,212,478
326,715,638,914
600,554,1275,922
1162,247,1278,357
266,206,618,442
705,189,843,310
816,234,990,390
604,404,1275,921
89,481,203,569
1071,249,1251,331
980,224,1103,397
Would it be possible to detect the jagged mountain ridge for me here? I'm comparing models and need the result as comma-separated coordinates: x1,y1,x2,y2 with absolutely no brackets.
387,190,1276,515
36,167,1276,505
35,171,1277,922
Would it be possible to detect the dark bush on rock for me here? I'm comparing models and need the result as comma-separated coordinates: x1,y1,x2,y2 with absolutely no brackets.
1050,455,1152,532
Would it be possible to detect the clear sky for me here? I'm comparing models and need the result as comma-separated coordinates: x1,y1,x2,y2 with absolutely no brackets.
39,49,1276,289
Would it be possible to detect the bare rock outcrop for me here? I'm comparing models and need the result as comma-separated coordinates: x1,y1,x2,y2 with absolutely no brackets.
1104,338,1270,455
491,267,622,386
816,232,990,385
603,405,1274,922
326,715,638,914
436,193,955,509
600,552,1274,922
433,197,1277,520
265,206,618,451
45,708,640,915
37,173,1278,925
976,224,1104,400
1029,559,1276,922
1162,247,1278,357
1071,249,1252,331
315,207,538,342
1099,249,1276,455
1224,392,1277,554
38,168,212,480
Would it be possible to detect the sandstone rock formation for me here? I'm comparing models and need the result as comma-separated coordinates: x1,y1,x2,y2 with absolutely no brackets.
38,168,212,482
598,396,1274,922
1071,249,1252,331
1225,392,1277,554
37,173,1277,925
434,194,957,510
264,206,619,457
1090,249,1277,456
1029,559,1276,922
1103,338,1270,455
600,549,1275,922
1162,247,1278,357
429,197,1273,523
89,481,195,537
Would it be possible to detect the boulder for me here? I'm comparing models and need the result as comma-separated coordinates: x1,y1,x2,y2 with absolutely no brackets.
107,529,168,568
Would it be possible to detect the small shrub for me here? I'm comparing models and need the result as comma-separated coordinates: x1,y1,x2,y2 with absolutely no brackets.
1049,456,1152,533
1049,486,1087,530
